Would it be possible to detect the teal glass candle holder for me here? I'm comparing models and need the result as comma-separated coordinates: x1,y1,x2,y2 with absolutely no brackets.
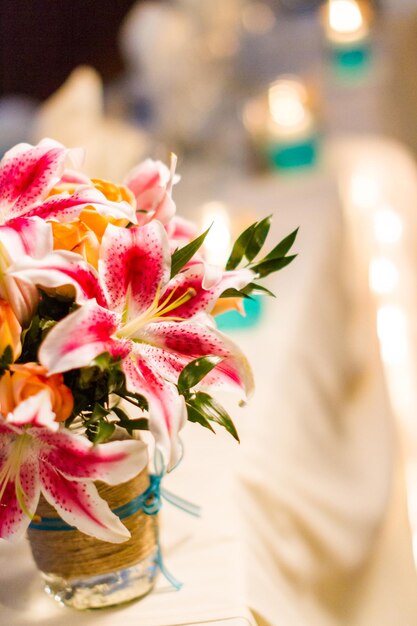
265,134,319,171
215,295,263,332
328,40,371,78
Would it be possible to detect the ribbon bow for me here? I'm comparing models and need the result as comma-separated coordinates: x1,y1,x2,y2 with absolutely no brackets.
30,450,201,591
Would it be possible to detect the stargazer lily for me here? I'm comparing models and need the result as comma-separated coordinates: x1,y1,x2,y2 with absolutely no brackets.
0,138,137,225
0,390,148,542
0,217,52,324
124,156,179,225
12,221,255,469
0,139,139,323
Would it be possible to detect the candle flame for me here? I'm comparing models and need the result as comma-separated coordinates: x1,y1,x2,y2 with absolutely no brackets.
328,0,363,35
268,79,308,129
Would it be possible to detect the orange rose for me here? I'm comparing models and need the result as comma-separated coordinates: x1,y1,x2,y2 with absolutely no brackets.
49,177,134,268
212,297,245,317
51,219,100,268
0,300,21,361
91,178,135,208
0,363,73,422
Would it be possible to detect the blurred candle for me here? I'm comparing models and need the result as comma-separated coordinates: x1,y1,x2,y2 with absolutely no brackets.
373,207,403,244
263,78,318,171
377,305,408,365
369,257,399,295
201,202,232,266
322,0,371,73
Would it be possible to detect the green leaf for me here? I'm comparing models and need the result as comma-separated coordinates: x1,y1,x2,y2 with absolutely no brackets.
125,418,149,430
245,216,271,262
185,402,216,433
241,282,276,298
93,420,115,444
178,355,223,393
251,254,297,278
188,391,240,442
39,319,57,333
0,345,13,374
170,227,211,278
120,390,149,411
93,352,114,371
110,405,131,423
226,222,257,270
90,403,109,421
111,406,149,432
262,228,298,263
219,288,253,300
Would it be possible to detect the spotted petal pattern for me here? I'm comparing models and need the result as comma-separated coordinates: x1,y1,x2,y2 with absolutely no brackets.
0,392,148,542
24,187,137,224
8,250,105,306
0,139,67,221
99,222,171,319
0,218,51,324
159,264,255,319
39,299,130,375
133,319,254,398
123,353,186,470
124,157,178,224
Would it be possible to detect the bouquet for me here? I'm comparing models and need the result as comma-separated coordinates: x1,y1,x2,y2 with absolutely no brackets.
0,139,297,545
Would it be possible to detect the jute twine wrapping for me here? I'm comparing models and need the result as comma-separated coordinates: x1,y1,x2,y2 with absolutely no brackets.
27,468,157,580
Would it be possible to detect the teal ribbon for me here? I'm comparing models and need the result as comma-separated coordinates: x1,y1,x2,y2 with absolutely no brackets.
29,457,201,590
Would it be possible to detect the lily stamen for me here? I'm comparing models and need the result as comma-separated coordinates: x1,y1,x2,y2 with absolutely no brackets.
118,287,196,339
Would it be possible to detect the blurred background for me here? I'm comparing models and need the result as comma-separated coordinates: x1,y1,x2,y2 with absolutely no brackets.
1,0,417,161
2,1,417,624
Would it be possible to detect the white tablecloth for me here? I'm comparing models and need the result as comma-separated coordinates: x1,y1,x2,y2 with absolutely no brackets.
1,144,417,625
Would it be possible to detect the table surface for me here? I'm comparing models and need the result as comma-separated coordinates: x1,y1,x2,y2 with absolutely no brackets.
2,145,416,626
2,164,332,626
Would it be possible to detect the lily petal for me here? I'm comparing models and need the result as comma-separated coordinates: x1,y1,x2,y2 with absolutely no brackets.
1,217,53,260
8,250,105,305
124,158,172,198
7,390,58,431
160,265,255,319
39,299,130,374
0,139,67,220
0,456,40,541
24,187,137,224
99,222,171,319
123,353,186,471
0,220,40,326
35,430,148,484
39,464,131,543
134,319,254,398
124,158,178,224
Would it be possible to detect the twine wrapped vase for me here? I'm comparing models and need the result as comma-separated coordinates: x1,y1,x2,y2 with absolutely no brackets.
27,468,158,609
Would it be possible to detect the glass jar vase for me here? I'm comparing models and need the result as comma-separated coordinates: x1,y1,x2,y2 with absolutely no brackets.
27,468,158,609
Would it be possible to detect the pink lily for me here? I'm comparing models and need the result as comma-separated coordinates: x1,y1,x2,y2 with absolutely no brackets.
13,222,254,468
0,390,148,543
0,217,52,324
0,138,137,225
124,156,179,225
